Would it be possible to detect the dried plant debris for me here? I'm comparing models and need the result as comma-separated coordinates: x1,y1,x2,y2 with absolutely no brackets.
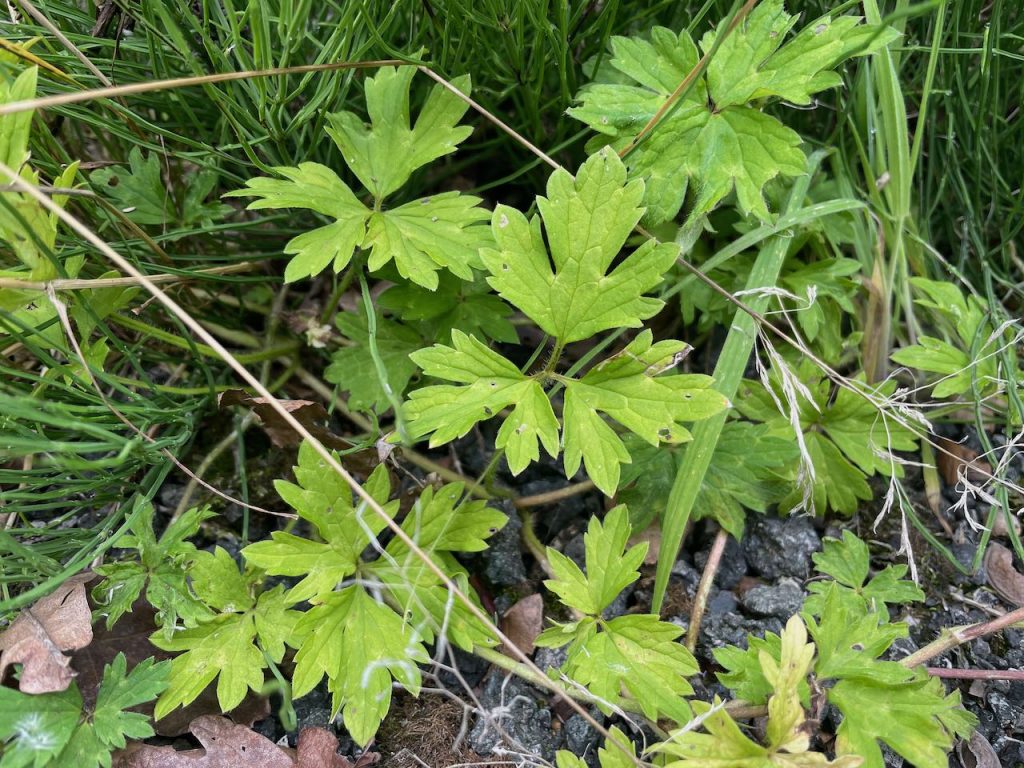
115,716,370,768
0,573,94,693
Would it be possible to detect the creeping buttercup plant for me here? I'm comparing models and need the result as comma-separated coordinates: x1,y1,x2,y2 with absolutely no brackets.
405,149,730,495
143,441,508,747
1,2,998,765
227,65,491,288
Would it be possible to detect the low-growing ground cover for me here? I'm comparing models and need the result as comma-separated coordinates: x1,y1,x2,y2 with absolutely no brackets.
1,1,1022,766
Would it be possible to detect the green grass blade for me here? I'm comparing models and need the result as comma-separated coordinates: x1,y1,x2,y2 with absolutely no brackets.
651,151,827,613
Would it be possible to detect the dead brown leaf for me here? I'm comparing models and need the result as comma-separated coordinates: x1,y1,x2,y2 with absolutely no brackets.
219,390,348,450
956,731,1000,768
983,542,1024,607
500,594,543,656
115,716,369,768
0,573,93,693
116,716,290,768
296,727,378,768
937,437,992,487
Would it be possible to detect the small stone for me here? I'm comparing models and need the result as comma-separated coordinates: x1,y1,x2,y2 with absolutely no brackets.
741,579,804,619
563,714,599,756
707,589,738,616
742,517,820,580
481,502,528,586
695,537,747,589
468,672,562,759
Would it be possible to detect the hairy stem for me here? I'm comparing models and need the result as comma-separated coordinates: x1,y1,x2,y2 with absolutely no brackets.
901,603,1024,668
686,528,728,652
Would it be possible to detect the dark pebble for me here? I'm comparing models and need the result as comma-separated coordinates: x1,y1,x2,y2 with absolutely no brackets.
741,579,805,619
741,516,820,580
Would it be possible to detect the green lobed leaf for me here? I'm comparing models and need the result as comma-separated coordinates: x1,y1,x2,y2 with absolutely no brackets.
152,543,300,720
570,3,896,223
543,506,645,616
405,330,559,474
0,685,80,768
803,584,912,685
737,367,917,515
91,148,229,228
225,162,369,282
565,614,696,724
481,147,677,342
561,331,728,494
90,654,169,753
325,309,423,414
92,504,215,636
325,67,473,200
243,448,397,603
831,675,975,768
804,532,923,617
290,586,428,747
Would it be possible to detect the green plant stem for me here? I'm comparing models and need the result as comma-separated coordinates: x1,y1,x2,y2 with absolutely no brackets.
519,509,555,579
295,366,506,500
514,480,595,508
111,313,298,364
652,153,825,612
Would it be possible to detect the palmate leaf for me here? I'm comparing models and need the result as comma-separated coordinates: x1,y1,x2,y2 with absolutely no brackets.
536,507,697,724
92,504,215,638
406,330,559,472
227,66,489,287
831,675,974,768
569,2,897,223
90,148,229,227
239,440,505,745
560,333,727,493
405,150,728,493
737,365,918,515
152,550,301,719
371,482,507,651
659,618,858,768
0,654,168,768
482,147,678,343
804,531,923,617
568,614,697,724
543,506,646,617
242,446,397,603
289,586,429,748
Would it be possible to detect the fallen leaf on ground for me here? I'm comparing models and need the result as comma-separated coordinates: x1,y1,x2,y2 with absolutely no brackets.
297,727,378,768
0,573,93,693
983,542,1024,607
937,437,992,487
957,731,1000,768
218,390,348,450
501,593,543,656
115,715,370,768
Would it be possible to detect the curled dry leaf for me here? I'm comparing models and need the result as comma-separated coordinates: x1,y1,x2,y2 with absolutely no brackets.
956,731,1000,768
218,389,348,450
936,437,992,487
983,542,1024,607
501,593,544,656
0,572,93,693
115,715,369,768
